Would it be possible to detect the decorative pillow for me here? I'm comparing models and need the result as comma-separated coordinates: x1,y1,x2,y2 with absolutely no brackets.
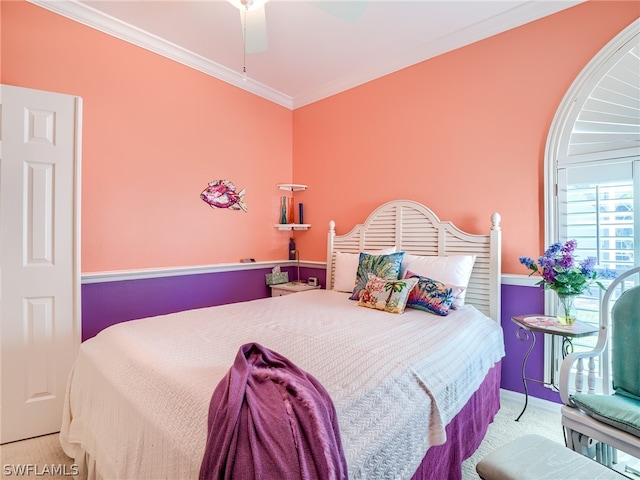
400,254,475,308
404,271,462,316
333,247,397,293
357,274,418,314
349,252,405,301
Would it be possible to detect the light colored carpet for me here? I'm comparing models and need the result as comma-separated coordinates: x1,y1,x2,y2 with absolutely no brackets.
0,391,562,479
461,390,564,479
0,431,75,479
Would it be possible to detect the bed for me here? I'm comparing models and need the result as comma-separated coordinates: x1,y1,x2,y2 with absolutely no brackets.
60,200,504,479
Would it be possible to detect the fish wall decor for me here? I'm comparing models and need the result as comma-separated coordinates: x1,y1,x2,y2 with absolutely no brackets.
200,180,247,212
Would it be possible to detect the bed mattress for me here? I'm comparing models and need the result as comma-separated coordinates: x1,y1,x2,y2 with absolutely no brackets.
60,289,504,479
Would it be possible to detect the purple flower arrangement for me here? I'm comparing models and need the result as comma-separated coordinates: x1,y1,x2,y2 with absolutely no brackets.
519,240,612,295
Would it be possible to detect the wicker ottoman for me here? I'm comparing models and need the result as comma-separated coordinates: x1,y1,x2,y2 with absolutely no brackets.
476,434,621,480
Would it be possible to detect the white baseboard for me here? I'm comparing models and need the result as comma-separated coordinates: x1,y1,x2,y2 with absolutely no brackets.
500,388,562,414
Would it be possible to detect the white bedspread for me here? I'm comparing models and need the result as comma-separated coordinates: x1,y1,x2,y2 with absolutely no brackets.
60,289,504,479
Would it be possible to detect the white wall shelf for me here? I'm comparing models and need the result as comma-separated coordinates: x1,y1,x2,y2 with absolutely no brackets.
273,224,311,231
276,183,307,192
275,184,309,229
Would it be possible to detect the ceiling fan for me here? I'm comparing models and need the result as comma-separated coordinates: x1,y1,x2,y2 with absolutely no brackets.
226,0,368,54
227,0,269,54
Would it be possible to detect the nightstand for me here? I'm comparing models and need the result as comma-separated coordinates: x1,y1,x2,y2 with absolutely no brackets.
270,282,321,297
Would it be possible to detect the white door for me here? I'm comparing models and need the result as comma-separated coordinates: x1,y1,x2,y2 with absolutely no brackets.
0,84,82,443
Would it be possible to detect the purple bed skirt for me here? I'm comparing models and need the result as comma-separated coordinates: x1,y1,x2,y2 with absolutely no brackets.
411,361,502,480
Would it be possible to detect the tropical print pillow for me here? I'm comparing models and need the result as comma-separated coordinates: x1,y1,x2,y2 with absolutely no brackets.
349,252,405,301
405,271,459,316
357,274,418,314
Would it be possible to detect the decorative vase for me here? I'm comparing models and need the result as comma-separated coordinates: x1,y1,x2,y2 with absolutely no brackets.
289,237,296,260
556,293,578,325
280,196,287,224
287,197,294,224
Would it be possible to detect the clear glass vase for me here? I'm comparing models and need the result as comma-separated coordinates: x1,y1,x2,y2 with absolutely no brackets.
556,293,578,325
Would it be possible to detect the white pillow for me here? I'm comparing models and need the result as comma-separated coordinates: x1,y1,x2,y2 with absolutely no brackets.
400,254,476,308
332,247,397,292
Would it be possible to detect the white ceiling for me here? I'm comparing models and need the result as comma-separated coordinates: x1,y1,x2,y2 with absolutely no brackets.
30,0,584,109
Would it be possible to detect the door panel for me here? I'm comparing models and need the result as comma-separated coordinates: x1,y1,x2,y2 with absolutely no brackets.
1,84,81,443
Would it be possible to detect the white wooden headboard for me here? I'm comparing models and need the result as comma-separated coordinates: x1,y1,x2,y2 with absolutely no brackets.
326,200,502,322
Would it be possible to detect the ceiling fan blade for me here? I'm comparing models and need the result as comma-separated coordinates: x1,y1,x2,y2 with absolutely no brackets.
309,1,368,24
240,6,268,53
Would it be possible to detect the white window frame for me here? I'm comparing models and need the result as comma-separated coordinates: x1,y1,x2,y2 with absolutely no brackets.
544,19,640,386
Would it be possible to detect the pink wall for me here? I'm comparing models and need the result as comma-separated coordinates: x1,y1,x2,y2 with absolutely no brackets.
2,0,293,272
3,1,638,274
293,1,639,273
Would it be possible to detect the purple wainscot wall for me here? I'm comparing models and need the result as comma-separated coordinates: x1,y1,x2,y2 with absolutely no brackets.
501,282,561,404
81,265,327,341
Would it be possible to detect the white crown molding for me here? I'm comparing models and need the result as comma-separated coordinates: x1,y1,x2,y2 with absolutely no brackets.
28,0,583,111
27,0,294,109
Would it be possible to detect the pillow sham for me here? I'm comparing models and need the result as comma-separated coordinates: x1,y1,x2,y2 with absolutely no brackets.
404,271,461,316
357,274,418,314
333,247,397,293
349,252,405,301
400,254,475,308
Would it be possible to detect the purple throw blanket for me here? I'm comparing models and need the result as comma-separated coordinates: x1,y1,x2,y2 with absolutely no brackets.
199,343,348,480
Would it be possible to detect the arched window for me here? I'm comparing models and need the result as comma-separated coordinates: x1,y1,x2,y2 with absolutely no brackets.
544,18,639,383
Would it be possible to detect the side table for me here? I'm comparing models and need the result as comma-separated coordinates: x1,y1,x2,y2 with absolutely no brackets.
511,314,598,422
270,282,321,297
